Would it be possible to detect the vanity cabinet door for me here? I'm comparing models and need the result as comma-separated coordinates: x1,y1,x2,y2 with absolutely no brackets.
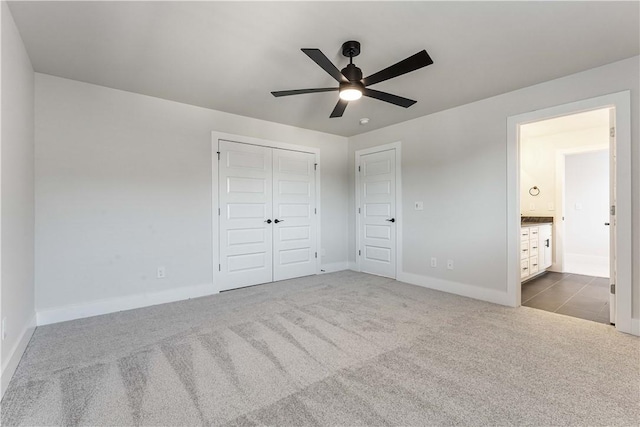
538,224,553,269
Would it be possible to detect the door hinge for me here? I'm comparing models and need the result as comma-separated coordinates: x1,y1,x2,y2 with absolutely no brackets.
610,205,616,216
315,252,317,259
610,127,615,138
218,264,221,271
358,165,361,172
314,208,317,214
218,208,221,216
358,250,361,256
217,151,220,160
358,207,361,214
314,163,318,171
610,283,615,294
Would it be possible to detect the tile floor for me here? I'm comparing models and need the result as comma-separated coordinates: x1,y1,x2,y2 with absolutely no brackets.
522,272,611,325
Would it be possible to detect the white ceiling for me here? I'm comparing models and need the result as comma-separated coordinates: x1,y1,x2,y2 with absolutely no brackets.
8,1,639,137
521,108,611,139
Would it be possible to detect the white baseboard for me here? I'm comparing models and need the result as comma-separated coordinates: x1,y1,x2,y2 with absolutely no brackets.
1,313,36,399
36,283,218,326
397,272,511,306
320,262,349,273
631,318,640,337
348,261,358,271
563,253,609,278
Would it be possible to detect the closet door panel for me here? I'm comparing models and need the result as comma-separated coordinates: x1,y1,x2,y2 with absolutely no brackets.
272,149,316,281
218,141,273,290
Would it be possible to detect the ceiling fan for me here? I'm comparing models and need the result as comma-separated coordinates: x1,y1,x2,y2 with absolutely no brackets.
271,41,433,118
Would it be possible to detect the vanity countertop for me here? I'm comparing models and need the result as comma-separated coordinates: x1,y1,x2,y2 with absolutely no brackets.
521,216,553,227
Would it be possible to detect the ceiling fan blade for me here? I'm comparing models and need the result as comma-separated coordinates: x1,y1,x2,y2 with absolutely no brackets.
271,88,338,97
362,50,433,87
302,48,348,83
362,88,417,108
330,99,348,118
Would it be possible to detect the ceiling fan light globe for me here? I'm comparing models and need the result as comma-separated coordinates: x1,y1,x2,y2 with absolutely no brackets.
339,88,362,101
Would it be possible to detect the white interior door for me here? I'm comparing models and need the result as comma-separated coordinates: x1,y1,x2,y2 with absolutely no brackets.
272,149,316,281
218,141,273,290
609,109,617,324
358,149,397,278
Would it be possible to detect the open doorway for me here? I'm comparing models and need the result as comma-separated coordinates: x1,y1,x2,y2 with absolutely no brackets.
519,108,612,324
507,91,633,335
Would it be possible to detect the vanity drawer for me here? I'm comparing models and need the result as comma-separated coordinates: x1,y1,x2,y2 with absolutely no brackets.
520,241,530,260
529,256,539,275
521,259,530,278
520,227,530,242
529,239,539,256
529,227,539,240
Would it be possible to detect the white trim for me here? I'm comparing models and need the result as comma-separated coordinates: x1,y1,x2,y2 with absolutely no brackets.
348,261,358,271
321,261,349,273
1,313,36,398
398,272,511,306
211,131,322,292
36,283,217,326
354,141,403,278
507,91,634,334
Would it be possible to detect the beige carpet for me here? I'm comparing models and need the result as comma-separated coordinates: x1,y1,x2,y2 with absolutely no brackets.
1,271,639,426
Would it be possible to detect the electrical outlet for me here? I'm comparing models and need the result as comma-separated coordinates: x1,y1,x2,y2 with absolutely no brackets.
447,259,454,270
157,266,166,279
2,317,6,341
430,257,437,268
415,201,424,211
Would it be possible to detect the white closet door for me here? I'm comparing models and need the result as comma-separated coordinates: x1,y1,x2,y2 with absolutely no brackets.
359,149,396,278
272,149,317,281
218,141,273,290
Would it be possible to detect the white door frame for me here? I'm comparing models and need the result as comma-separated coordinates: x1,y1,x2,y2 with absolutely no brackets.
211,132,321,293
506,91,634,335
355,141,403,278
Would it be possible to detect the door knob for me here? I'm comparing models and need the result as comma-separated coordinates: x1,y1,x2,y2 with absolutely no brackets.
385,218,395,223
274,219,284,224
264,219,272,224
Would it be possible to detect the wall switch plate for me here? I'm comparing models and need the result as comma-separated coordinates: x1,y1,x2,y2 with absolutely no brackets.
1,317,6,341
157,266,166,279
414,201,424,211
430,257,437,268
575,203,583,210
447,259,454,270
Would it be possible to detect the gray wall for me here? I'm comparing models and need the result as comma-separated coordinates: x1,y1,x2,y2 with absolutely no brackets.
35,74,348,312
348,57,639,319
1,1,36,394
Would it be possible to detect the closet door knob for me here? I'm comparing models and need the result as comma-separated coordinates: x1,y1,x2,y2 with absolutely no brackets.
274,219,284,224
264,219,272,224
386,218,395,223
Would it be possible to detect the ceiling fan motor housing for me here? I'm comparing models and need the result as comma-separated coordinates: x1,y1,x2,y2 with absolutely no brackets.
341,63,363,82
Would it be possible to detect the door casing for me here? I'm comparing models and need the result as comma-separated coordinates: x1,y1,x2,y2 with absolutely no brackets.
506,91,634,335
212,132,321,292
